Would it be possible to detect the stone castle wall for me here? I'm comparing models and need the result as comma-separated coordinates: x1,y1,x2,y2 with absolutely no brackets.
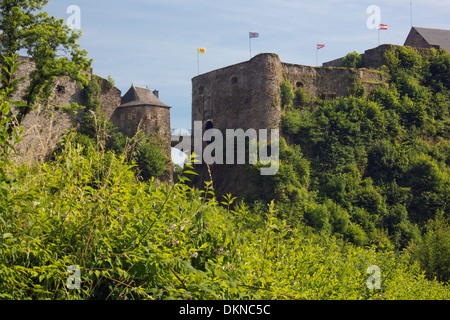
111,105,171,145
322,44,433,69
192,53,389,136
7,57,120,164
190,53,389,197
322,44,398,69
192,53,283,134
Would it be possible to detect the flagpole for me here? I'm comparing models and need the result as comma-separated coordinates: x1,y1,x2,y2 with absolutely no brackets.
249,35,252,59
316,48,318,66
410,2,413,27
197,51,200,75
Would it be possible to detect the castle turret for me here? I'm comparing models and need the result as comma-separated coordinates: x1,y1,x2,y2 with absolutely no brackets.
192,53,283,136
111,84,171,147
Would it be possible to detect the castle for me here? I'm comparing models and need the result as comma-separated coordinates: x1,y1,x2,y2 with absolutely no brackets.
111,84,171,145
10,56,172,166
188,51,388,194
9,26,450,187
186,26,450,195
192,26,450,141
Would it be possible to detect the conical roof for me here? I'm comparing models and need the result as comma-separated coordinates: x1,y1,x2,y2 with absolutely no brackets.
120,85,170,108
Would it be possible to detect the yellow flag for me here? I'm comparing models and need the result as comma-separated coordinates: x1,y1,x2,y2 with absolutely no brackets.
197,48,206,54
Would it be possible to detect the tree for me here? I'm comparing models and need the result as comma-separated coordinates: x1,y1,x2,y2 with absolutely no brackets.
135,139,166,180
412,213,450,283
0,0,92,127
0,54,23,181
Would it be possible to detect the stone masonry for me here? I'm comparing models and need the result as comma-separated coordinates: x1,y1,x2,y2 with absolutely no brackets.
192,53,388,136
7,56,171,165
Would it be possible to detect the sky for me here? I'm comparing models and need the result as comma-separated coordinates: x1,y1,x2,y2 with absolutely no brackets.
43,0,450,132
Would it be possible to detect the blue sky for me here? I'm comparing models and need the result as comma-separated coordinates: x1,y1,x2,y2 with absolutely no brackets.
44,0,450,131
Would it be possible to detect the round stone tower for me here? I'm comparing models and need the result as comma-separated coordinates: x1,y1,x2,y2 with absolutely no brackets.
111,84,171,146
191,53,283,136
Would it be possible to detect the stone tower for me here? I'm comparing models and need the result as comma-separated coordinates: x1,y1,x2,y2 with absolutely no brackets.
192,53,283,136
190,53,388,197
111,84,171,147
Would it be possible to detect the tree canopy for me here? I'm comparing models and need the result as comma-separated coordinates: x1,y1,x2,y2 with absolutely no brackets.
0,0,91,125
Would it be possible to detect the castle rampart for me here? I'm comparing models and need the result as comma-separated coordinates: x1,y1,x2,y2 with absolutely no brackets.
192,53,388,137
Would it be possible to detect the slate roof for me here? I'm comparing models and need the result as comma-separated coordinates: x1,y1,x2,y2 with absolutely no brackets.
120,85,170,108
409,27,450,52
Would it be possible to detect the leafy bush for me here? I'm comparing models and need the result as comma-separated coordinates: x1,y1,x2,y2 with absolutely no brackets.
341,51,365,68
277,46,450,268
412,214,450,283
2,137,448,299
135,139,166,180
280,78,295,109
294,87,309,107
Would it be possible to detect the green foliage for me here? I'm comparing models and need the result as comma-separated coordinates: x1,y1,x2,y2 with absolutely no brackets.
411,213,450,283
106,75,115,89
348,77,366,97
0,54,24,180
366,140,409,183
341,51,365,68
135,138,166,180
280,78,295,109
1,7,449,298
280,80,310,110
276,46,450,260
0,136,448,300
0,0,92,125
248,138,309,203
83,76,102,113
294,86,309,107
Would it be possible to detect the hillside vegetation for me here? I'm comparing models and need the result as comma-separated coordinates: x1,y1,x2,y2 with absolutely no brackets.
252,46,450,283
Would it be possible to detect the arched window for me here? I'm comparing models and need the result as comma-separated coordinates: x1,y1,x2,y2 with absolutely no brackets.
204,120,214,144
231,76,238,84
204,120,213,131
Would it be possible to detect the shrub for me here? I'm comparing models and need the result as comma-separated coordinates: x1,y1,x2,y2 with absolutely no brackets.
412,214,450,283
280,79,295,109
341,51,365,68
294,87,309,107
135,139,166,180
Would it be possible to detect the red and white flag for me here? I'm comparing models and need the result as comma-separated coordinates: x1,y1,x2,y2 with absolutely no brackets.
317,44,325,50
379,24,388,30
